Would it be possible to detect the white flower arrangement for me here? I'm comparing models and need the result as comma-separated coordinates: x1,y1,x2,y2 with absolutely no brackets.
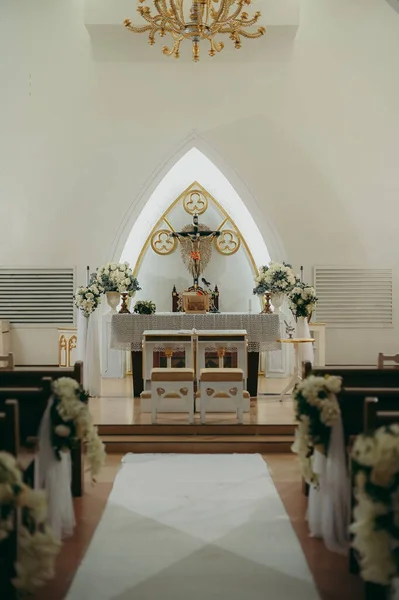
96,262,141,296
288,281,318,320
291,375,342,485
0,452,60,594
253,261,296,296
51,378,106,482
351,425,399,585
74,282,103,317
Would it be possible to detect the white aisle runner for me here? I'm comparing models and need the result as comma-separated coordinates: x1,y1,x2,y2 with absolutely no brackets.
66,454,320,600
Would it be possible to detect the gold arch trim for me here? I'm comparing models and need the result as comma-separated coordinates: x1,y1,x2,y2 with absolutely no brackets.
133,181,258,277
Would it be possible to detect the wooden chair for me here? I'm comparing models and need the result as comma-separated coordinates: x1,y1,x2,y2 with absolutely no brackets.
377,352,399,369
0,353,14,371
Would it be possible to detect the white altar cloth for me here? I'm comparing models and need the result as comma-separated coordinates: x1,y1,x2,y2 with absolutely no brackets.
110,313,280,353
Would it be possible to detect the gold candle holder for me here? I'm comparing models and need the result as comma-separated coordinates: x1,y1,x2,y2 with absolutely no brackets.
261,292,274,314
119,293,131,314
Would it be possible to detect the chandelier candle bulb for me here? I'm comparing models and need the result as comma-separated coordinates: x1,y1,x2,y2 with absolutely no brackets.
124,0,266,63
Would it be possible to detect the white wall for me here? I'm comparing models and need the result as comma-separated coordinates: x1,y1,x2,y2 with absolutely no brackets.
1,0,399,364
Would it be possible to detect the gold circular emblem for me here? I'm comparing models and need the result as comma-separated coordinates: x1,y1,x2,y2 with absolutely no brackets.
183,191,208,215
215,230,241,256
150,229,177,255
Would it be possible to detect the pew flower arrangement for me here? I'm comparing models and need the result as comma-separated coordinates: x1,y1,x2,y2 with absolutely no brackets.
51,378,106,481
351,425,399,585
291,375,342,485
96,262,141,296
0,452,61,594
288,281,318,320
253,261,296,296
133,300,156,315
74,282,103,317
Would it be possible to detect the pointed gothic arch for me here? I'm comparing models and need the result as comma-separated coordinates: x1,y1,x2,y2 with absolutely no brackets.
117,142,282,276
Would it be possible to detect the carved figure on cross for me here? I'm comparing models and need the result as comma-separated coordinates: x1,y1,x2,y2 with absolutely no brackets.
170,213,220,288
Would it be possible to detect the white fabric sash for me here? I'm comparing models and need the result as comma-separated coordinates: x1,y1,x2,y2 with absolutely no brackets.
76,309,101,397
37,397,75,541
295,317,314,365
307,416,350,554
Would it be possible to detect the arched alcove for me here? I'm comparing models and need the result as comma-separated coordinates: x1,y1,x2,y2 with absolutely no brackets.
120,148,272,311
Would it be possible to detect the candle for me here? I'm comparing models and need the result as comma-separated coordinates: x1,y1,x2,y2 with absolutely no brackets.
248,299,252,313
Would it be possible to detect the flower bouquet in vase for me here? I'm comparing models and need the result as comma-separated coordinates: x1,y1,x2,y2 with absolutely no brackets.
253,261,296,314
96,262,141,313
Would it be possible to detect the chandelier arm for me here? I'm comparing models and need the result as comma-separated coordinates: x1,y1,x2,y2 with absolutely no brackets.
137,8,160,25
174,0,185,23
212,0,235,22
154,0,168,17
124,22,154,34
162,33,184,58
233,13,261,28
209,36,224,55
232,27,266,39
218,0,243,23
150,1,185,36
169,0,185,29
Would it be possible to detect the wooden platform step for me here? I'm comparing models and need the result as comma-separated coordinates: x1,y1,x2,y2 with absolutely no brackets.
97,423,296,436
100,434,294,454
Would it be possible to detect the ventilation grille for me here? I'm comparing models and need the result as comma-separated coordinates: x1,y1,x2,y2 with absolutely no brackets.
314,267,393,328
0,269,75,324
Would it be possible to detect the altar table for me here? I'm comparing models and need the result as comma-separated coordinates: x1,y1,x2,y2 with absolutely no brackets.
110,313,280,397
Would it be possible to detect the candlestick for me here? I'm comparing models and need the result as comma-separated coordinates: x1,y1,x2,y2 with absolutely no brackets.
86,265,90,286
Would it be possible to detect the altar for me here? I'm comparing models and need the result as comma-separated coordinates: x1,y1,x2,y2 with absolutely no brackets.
110,312,280,397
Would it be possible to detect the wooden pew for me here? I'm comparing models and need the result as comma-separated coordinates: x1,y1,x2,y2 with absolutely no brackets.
0,361,83,387
364,396,399,432
0,378,83,497
0,404,19,600
0,361,84,496
303,362,399,388
360,398,399,600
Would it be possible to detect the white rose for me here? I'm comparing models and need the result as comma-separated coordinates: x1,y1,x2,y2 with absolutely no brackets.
54,424,72,438
110,264,117,271
22,489,48,523
324,376,342,394
0,483,15,504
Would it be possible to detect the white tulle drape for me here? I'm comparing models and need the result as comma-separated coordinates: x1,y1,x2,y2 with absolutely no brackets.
295,317,314,365
37,397,75,541
307,415,351,554
85,309,101,397
76,310,88,364
76,309,101,397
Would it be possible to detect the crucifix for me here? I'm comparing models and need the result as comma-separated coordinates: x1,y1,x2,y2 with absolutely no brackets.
170,214,220,288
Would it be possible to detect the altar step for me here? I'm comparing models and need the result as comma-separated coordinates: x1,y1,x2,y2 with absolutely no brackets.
99,424,295,454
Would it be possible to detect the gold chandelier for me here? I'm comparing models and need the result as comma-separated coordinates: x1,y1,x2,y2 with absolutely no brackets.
124,0,265,62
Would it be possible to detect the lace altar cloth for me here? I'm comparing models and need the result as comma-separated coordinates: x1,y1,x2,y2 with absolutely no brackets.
110,313,280,353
